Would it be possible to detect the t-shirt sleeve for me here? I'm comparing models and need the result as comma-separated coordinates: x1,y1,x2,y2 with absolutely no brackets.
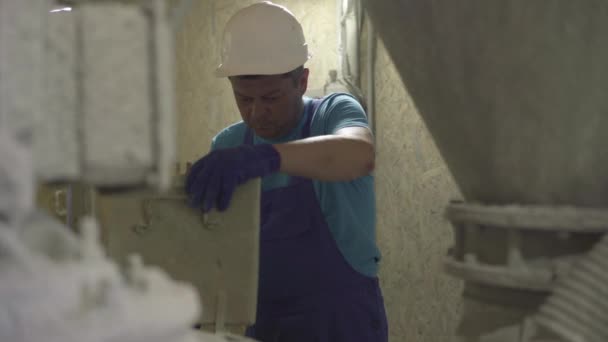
210,135,220,151
315,93,370,134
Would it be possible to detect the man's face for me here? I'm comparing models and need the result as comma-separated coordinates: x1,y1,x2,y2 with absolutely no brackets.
229,69,309,139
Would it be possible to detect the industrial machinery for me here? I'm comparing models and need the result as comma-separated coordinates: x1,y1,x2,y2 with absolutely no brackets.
5,0,608,341
364,1,608,341
0,1,257,341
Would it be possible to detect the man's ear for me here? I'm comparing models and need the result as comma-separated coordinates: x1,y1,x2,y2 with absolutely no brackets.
298,68,310,95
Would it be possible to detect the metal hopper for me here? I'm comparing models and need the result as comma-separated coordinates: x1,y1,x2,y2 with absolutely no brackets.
363,1,608,341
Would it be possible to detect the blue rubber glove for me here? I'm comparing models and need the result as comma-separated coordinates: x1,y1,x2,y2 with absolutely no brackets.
185,144,280,212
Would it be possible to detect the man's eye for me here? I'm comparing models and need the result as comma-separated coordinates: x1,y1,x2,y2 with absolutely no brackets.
239,97,253,103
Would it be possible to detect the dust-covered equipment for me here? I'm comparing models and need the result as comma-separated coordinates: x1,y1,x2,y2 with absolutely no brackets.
364,1,608,341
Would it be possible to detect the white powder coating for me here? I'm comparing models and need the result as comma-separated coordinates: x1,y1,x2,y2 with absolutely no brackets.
0,220,201,342
0,214,254,341
3,0,176,189
0,130,34,228
0,132,256,342
0,129,201,342
80,4,155,185
0,0,258,339
36,10,80,180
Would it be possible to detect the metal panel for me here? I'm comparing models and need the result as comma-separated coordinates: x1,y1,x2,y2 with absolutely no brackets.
37,10,80,180
0,0,46,139
364,0,608,206
79,3,153,186
98,178,261,327
37,1,176,189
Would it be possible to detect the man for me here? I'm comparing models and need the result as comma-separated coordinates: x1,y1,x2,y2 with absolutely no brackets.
186,2,388,341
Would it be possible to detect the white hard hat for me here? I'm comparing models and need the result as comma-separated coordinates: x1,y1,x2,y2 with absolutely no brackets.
215,1,311,77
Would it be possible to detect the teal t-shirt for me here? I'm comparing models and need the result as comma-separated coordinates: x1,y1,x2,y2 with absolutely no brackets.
210,93,380,277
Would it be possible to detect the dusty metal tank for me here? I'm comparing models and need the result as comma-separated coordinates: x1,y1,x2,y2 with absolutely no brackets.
363,1,608,341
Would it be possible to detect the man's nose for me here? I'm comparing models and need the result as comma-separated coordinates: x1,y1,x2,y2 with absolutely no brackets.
251,99,266,120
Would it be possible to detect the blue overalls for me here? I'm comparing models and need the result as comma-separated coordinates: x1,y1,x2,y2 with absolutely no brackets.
244,99,388,342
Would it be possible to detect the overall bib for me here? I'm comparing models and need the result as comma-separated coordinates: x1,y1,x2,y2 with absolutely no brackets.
245,99,388,342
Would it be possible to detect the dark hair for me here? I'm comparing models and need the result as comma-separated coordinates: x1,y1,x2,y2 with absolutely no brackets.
230,66,304,86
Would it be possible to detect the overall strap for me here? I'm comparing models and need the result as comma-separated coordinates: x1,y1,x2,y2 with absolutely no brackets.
289,98,322,185
301,97,322,138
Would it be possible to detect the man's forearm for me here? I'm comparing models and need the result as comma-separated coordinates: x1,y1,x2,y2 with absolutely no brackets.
274,133,375,181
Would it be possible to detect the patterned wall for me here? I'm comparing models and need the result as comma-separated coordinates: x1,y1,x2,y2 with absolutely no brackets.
365,32,464,340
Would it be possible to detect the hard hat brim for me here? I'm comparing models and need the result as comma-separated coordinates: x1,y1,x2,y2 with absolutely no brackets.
215,53,312,78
